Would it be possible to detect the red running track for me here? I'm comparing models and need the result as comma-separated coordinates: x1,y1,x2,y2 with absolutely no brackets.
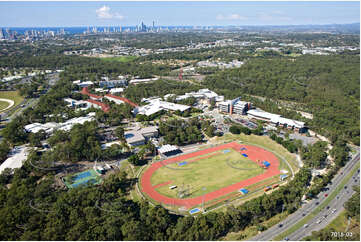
153,180,173,189
141,142,281,208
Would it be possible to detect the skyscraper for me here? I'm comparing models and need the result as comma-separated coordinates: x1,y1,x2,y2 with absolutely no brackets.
141,22,147,32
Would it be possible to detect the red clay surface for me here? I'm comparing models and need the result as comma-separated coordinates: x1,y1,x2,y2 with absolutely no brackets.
141,142,281,209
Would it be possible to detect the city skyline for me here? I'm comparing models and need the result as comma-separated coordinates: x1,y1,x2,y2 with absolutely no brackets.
0,1,359,27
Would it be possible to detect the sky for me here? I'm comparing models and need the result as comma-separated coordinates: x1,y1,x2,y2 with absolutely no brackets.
0,1,359,27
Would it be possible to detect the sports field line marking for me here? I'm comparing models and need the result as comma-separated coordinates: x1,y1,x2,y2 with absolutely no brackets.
153,180,173,189
141,142,281,208
0,98,15,112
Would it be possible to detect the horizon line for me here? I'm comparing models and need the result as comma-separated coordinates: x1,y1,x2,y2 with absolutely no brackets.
1,22,360,28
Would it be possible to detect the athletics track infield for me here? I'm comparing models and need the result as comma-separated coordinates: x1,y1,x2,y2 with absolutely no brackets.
140,142,281,209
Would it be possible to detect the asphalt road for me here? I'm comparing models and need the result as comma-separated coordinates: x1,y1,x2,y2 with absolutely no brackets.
249,150,360,241
287,156,360,241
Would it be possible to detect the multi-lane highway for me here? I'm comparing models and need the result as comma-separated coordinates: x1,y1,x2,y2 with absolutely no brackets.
250,150,360,241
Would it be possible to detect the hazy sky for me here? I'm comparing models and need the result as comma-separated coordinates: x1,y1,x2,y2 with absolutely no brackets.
0,1,359,27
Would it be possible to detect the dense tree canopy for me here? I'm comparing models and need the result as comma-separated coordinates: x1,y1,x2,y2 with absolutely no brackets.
203,55,360,144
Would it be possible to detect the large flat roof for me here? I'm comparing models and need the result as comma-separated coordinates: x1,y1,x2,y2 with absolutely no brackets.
247,109,281,120
158,144,179,154
136,100,190,116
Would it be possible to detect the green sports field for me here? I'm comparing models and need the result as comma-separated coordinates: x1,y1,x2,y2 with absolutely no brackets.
0,91,24,110
151,148,264,198
0,101,10,110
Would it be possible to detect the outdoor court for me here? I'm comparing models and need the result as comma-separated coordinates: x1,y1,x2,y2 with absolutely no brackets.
63,169,102,189
140,141,281,209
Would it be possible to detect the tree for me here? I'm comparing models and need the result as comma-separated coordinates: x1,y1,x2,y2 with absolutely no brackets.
114,126,125,140
229,125,240,134
28,130,46,147
344,186,360,221
205,125,215,137
128,154,140,166
2,117,28,144
239,126,252,135
0,141,10,164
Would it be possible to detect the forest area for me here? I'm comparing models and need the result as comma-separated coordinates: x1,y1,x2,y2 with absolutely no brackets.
203,54,360,145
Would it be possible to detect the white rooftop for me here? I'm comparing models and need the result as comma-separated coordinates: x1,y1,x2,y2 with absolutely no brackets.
78,81,94,86
24,116,94,134
158,144,179,154
135,100,190,116
109,88,124,93
176,89,219,101
248,109,305,128
140,126,158,134
124,131,146,144
271,117,305,129
129,77,158,84
247,109,281,120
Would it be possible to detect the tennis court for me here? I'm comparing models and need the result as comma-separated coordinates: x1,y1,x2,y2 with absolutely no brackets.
63,169,102,189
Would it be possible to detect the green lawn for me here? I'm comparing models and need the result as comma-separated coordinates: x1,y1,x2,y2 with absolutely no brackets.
0,91,24,109
151,148,265,198
0,100,10,110
215,134,297,174
101,56,137,62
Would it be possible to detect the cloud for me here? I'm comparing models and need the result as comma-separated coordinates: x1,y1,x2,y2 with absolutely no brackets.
216,14,248,21
96,5,124,20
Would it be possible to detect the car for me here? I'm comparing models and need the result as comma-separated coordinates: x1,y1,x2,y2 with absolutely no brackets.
337,196,339,199
344,186,347,189
278,224,283,228
303,224,309,228
316,220,321,224
284,237,290,241
324,193,328,197
316,202,320,205
326,206,330,209
331,209,337,214
302,213,306,217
